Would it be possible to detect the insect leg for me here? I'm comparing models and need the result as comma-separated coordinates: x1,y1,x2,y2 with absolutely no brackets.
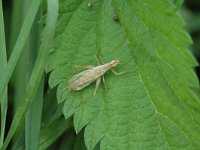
99,56,127,75
75,78,101,108
102,75,107,93
110,69,128,75
95,56,107,92
99,56,105,64
93,77,101,95
95,55,101,65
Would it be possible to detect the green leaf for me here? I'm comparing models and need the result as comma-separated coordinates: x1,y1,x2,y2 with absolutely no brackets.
1,0,58,149
59,130,88,150
47,0,200,149
39,118,72,150
171,0,184,8
0,0,41,103
0,1,7,148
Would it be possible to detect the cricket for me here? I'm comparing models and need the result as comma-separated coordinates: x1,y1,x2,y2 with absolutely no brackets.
68,56,126,99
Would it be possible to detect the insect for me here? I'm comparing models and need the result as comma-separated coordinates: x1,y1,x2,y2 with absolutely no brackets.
69,56,126,97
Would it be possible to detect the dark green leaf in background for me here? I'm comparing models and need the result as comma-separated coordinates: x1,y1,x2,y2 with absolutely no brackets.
0,1,7,148
46,0,200,149
0,0,58,149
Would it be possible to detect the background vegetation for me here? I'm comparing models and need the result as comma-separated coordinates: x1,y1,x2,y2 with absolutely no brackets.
0,0,200,149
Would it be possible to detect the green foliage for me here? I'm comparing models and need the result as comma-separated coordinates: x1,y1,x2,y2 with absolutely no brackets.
46,0,200,149
0,0,58,149
0,1,7,147
1,0,200,149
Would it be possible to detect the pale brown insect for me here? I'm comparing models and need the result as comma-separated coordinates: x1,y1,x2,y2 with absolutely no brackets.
69,56,126,96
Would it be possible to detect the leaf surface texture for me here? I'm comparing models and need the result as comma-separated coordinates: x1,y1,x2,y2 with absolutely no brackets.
46,0,200,149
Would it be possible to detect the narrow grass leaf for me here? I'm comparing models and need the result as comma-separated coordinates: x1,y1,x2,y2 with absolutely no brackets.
0,1,7,148
1,0,58,149
0,0,41,103
25,9,44,150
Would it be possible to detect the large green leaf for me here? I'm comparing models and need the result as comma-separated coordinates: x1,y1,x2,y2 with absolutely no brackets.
46,0,200,149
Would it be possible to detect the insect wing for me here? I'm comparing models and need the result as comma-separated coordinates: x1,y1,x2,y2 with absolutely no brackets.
69,63,111,90
69,69,97,90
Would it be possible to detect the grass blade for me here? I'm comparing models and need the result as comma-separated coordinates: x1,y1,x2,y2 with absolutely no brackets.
25,8,43,150
1,0,59,149
0,0,41,103
25,79,44,150
0,1,7,148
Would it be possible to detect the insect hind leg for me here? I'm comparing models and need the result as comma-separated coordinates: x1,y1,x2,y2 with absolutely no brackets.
95,55,107,92
95,55,101,65
93,77,101,96
76,77,101,108
99,55,105,64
